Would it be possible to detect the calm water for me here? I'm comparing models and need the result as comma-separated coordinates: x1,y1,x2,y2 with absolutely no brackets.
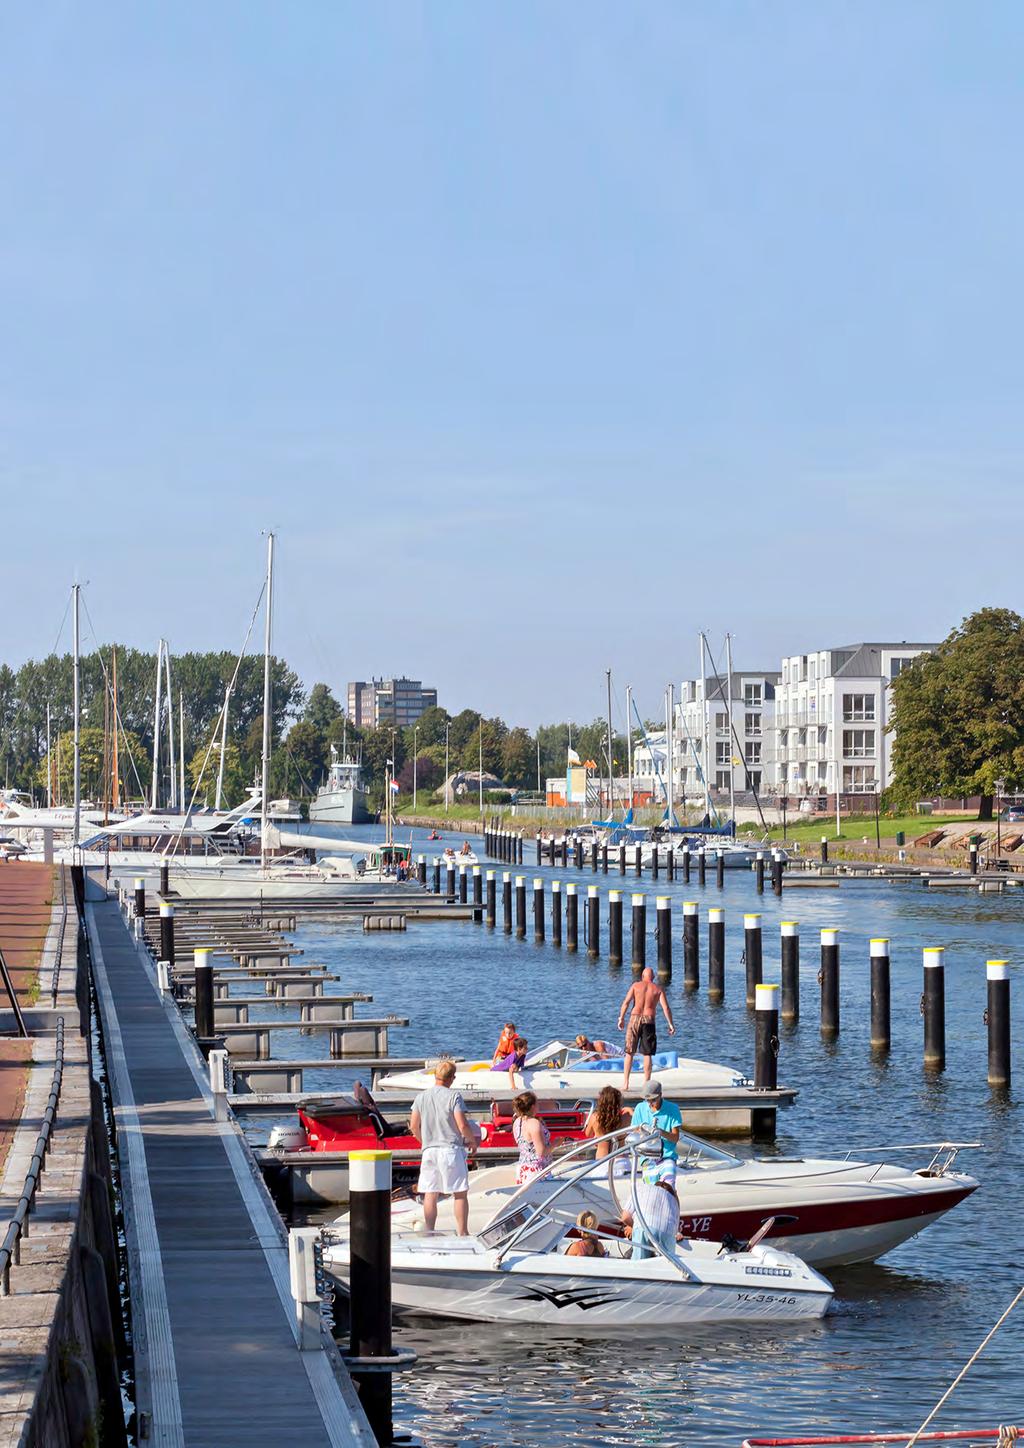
238,825,1024,1445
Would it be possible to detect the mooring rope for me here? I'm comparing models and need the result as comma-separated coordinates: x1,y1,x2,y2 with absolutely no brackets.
905,1285,1024,1447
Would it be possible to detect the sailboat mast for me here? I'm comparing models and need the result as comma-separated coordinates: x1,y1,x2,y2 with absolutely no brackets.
179,691,185,814
666,683,675,824
725,632,737,830
216,686,230,811
72,584,81,849
625,685,633,814
260,533,275,868
111,646,120,812
150,639,163,810
46,703,52,809
102,662,110,825
165,646,176,811
605,669,614,815
699,633,711,819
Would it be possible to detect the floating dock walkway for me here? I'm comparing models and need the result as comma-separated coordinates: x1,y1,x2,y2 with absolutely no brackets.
86,896,374,1448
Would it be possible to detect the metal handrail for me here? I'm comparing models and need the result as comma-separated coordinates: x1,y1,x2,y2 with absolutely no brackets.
50,868,69,1007
0,1017,66,1296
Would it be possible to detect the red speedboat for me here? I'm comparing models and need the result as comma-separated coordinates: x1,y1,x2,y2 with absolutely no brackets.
289,1089,588,1163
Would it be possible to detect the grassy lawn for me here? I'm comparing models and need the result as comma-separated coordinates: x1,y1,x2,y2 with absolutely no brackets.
748,813,976,845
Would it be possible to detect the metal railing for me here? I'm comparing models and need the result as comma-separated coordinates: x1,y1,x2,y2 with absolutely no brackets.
49,869,69,1007
0,1017,66,1295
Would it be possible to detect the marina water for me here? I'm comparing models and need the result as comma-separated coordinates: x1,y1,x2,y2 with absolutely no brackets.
249,826,1022,1445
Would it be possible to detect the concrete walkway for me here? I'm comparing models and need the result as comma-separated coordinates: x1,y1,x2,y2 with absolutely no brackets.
87,896,372,1448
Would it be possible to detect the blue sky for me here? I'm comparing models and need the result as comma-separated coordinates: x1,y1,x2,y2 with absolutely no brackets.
2,3,1022,727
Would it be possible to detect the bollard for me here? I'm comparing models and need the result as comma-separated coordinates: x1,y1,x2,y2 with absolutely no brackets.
752,983,780,1141
869,938,891,1050
708,907,725,1000
771,850,784,896
349,1149,395,1444
634,844,642,879
536,836,542,867
432,859,441,895
755,851,765,894
502,872,513,934
651,845,659,880
716,851,725,889
517,834,523,865
575,840,583,871
209,1048,229,1122
820,836,828,865
744,914,763,1007
986,960,1011,1086
819,928,840,1036
551,880,562,947
631,894,646,973
698,848,707,887
591,841,599,873
682,846,691,883
618,843,626,876
159,861,169,897
780,921,800,1022
533,878,545,943
601,843,609,874
922,947,945,1070
608,891,623,967
566,882,578,953
159,901,175,970
485,870,496,929
194,947,215,1045
459,866,468,905
667,847,675,881
969,842,979,875
683,902,699,991
754,983,779,1090
133,876,146,919
515,876,526,939
446,865,456,902
655,896,672,980
586,884,600,959
560,838,568,869
472,866,482,914
417,855,427,886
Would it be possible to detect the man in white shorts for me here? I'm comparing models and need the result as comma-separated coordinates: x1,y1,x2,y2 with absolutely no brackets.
410,1060,477,1234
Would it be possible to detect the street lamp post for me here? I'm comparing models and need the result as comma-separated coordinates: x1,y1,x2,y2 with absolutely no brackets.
413,726,419,812
871,781,880,849
444,724,450,815
996,777,1005,864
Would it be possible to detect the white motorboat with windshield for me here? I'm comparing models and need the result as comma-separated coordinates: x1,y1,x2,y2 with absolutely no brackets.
323,1128,833,1326
375,1039,747,1102
376,1134,979,1270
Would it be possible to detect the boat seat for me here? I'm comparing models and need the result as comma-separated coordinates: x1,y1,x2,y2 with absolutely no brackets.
574,1051,680,1072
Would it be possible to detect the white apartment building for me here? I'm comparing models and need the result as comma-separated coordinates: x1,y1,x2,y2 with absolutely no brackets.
632,674,779,806
775,643,935,800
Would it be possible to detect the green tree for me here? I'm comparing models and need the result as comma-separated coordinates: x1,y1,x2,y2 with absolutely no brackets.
360,725,407,796
447,709,481,755
501,727,536,789
409,705,450,748
461,718,507,775
188,739,247,808
277,719,328,795
889,608,1024,818
304,683,343,735
36,727,147,804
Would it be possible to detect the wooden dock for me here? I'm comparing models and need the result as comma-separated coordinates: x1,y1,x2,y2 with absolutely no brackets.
86,897,374,1447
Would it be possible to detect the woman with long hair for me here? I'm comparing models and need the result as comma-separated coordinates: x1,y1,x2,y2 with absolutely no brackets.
584,1085,632,1158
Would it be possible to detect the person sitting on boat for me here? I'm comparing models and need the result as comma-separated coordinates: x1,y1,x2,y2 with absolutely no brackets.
565,1208,607,1259
493,1035,528,1087
491,1021,517,1067
574,1033,611,1059
511,1090,552,1185
460,840,472,856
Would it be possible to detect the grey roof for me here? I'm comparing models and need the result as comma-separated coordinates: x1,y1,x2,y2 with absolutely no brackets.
829,643,937,677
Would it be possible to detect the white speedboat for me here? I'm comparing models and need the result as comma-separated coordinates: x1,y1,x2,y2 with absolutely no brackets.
375,1039,747,1102
324,1131,833,1327
377,1136,979,1270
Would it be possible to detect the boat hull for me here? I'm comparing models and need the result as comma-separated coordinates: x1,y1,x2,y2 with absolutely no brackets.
309,788,371,826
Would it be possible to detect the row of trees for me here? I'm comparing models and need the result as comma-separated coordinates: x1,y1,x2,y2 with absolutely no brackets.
889,607,1024,818
0,646,632,810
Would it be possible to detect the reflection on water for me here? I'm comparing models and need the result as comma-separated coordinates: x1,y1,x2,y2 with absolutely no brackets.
243,825,1024,1444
